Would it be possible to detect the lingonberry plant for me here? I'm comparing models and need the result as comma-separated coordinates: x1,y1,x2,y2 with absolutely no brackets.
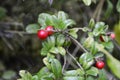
18,11,120,80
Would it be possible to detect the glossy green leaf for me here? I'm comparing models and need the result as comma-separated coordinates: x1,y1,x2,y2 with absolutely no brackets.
69,28,79,39
84,36,94,48
86,67,99,76
50,59,62,79
26,24,40,33
58,47,66,56
82,0,92,6
64,69,84,77
79,53,94,69
56,34,65,46
37,67,49,78
64,19,76,29
43,57,51,70
50,47,59,54
102,41,114,53
38,13,53,28
90,42,98,55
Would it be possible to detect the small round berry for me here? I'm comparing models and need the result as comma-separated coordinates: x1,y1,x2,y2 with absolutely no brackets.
95,61,105,69
45,26,54,35
100,35,104,42
110,33,115,39
37,30,48,40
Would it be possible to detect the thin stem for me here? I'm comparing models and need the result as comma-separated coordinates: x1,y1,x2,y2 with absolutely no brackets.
4,30,33,34
62,55,67,74
66,50,84,71
68,35,88,53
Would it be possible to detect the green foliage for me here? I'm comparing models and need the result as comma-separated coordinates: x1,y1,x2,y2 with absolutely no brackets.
0,7,7,20
19,11,120,80
82,0,96,6
104,0,113,19
26,24,40,33
116,0,120,13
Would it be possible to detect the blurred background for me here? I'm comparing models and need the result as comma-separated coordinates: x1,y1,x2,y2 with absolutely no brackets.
0,0,119,80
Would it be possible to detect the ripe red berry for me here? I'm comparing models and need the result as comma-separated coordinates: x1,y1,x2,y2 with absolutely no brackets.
100,35,104,42
45,26,54,35
110,33,115,39
95,61,105,69
37,30,48,40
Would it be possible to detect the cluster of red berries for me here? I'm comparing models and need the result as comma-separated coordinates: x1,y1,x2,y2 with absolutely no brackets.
95,61,105,69
37,26,54,40
100,33,115,42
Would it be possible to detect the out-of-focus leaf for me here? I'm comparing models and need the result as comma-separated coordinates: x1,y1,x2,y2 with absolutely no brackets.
58,11,68,21
98,69,107,80
26,24,40,33
18,70,32,80
114,21,120,45
88,18,95,29
63,76,84,80
116,0,120,13
104,0,113,19
2,70,16,80
0,7,7,20
82,0,92,6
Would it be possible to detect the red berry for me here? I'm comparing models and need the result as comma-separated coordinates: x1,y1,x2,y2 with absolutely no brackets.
37,30,48,40
110,33,115,39
95,61,105,69
100,35,104,42
45,26,54,35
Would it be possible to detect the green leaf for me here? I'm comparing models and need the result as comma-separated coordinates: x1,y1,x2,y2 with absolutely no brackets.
56,34,65,46
26,24,40,33
41,48,49,56
58,11,68,21
98,69,107,80
90,42,98,55
43,57,51,70
104,0,113,19
69,28,79,39
94,53,104,58
18,70,33,80
64,19,76,29
86,67,99,76
93,22,108,36
63,76,84,80
58,47,66,56
83,36,94,48
50,59,62,79
0,7,7,20
37,67,49,78
38,13,53,28
82,0,92,6
79,53,94,69
2,70,16,80
88,18,95,29
64,69,84,76
102,41,114,53
116,0,120,13
50,47,59,54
